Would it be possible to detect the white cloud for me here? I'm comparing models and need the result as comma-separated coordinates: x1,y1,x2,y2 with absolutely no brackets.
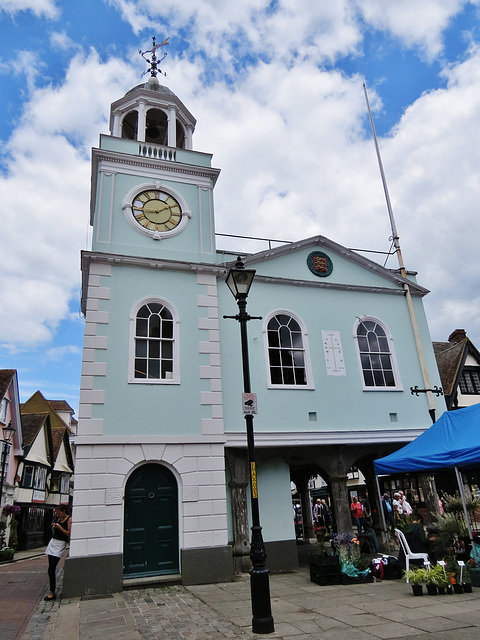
355,0,480,61
0,51,137,348
45,344,81,362
0,0,59,19
2,2,480,363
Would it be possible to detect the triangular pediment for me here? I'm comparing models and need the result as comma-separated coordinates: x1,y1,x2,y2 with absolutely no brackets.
224,235,428,296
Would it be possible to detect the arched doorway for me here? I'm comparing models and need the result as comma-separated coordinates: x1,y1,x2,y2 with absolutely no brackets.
124,464,179,577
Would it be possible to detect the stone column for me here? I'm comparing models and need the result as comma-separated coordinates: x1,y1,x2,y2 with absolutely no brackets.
137,101,146,142
168,106,176,147
226,450,251,574
185,126,193,150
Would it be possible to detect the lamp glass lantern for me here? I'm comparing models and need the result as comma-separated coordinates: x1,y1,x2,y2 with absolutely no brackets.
2,422,15,444
225,258,256,299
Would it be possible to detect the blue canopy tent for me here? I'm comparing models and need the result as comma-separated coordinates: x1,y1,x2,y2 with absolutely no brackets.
374,403,480,560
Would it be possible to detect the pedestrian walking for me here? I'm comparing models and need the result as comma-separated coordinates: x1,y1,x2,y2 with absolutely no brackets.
44,505,71,601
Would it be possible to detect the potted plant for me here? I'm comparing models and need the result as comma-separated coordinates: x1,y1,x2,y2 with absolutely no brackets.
403,567,426,595
0,547,15,562
431,565,449,594
426,565,446,595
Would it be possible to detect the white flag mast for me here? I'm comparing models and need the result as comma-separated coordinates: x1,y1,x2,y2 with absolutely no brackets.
363,83,437,423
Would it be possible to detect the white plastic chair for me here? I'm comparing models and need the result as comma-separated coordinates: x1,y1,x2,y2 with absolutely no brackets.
395,528,429,581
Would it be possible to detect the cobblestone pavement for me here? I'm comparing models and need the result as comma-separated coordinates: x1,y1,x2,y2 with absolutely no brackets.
21,566,480,640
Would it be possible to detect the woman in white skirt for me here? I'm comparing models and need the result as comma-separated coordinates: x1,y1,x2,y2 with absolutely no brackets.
44,505,71,601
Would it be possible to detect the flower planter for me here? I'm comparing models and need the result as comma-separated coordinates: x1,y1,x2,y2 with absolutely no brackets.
411,585,423,596
446,585,453,594
453,584,464,594
309,553,343,585
463,582,473,593
438,587,446,595
0,548,15,562
426,584,438,596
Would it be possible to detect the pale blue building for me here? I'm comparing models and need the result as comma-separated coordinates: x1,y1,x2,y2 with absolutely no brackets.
64,72,444,596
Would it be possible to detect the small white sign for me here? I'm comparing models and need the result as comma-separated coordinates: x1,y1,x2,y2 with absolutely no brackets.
32,490,46,503
242,393,257,415
322,330,346,376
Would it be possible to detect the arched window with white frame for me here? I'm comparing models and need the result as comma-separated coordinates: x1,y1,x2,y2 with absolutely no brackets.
128,298,180,384
354,317,402,390
264,311,313,388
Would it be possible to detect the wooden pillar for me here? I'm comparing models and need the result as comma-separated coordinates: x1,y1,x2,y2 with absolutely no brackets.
323,447,353,535
419,473,441,524
226,450,251,573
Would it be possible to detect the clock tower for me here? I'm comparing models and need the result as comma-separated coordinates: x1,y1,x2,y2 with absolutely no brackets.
65,42,231,596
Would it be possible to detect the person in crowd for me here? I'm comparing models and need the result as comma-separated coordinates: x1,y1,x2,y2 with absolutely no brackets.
44,505,71,601
350,495,364,534
397,511,429,569
382,492,395,535
362,492,372,525
392,492,404,523
398,490,413,517
313,498,324,528
321,499,332,532
359,519,379,553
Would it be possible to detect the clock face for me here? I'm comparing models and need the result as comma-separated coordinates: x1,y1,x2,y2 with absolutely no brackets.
132,190,182,232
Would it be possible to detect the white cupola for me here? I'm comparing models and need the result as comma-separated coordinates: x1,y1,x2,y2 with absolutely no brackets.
109,39,196,150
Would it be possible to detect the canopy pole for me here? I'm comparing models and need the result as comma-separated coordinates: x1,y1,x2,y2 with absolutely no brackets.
375,474,391,554
454,466,478,564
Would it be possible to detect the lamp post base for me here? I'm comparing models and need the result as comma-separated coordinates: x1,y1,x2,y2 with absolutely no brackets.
250,568,274,634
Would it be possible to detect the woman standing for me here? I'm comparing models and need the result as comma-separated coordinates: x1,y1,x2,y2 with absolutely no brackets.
44,505,71,601
350,496,364,535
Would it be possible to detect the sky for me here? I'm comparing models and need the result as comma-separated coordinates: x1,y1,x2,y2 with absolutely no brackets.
1,0,480,418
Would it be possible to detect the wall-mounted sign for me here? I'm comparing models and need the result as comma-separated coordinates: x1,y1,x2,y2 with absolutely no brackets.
322,330,346,376
32,490,46,503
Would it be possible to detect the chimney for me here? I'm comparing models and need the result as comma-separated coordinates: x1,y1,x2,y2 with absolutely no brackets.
448,329,467,343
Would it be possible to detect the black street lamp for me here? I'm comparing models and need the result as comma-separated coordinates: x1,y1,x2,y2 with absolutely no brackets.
0,422,15,509
224,257,274,635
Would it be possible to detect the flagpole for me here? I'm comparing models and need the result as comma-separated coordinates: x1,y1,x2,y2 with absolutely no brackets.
363,83,436,423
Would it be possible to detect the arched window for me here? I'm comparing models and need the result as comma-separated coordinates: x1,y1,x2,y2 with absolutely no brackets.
265,312,313,388
129,299,179,383
121,110,138,140
354,317,401,390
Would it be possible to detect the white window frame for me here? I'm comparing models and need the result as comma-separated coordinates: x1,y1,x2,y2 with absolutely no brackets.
353,316,403,391
128,297,180,384
263,310,314,390
33,466,48,491
0,397,8,424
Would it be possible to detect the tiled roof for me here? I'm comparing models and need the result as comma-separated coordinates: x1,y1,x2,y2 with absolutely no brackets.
0,369,16,401
51,425,68,459
21,412,49,449
432,339,466,397
47,400,74,414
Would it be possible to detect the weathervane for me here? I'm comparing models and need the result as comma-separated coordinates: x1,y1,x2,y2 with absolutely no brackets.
139,36,169,78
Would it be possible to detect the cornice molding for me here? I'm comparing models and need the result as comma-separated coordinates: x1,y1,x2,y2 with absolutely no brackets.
224,428,427,447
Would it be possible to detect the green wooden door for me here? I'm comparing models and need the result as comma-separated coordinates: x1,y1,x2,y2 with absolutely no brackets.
124,464,179,577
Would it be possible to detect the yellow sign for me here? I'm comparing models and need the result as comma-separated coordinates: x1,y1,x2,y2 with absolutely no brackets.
251,462,258,498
